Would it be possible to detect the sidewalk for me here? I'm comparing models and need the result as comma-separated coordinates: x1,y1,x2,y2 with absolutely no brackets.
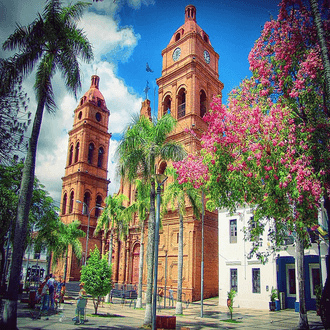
15,294,325,330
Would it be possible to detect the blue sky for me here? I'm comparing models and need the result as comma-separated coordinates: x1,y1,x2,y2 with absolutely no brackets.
0,0,281,203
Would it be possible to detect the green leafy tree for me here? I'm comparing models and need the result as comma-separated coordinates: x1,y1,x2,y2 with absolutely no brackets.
0,162,59,287
52,220,85,282
80,246,112,315
162,166,201,315
117,113,185,325
1,1,93,327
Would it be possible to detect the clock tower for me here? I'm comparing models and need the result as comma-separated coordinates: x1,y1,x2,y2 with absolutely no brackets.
155,4,223,301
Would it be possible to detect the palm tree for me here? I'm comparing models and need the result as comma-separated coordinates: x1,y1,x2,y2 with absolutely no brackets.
52,220,85,283
132,179,150,309
95,193,128,302
162,166,201,315
117,113,185,325
1,1,93,327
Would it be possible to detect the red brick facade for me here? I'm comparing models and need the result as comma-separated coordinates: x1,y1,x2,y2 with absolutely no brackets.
57,75,111,281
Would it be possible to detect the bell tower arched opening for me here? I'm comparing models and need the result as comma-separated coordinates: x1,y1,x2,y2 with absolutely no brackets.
200,90,207,118
177,88,186,119
163,95,171,116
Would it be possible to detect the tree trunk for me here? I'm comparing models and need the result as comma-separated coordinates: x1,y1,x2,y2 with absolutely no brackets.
46,251,52,276
176,211,183,315
296,236,309,330
106,230,113,303
136,220,145,308
0,244,5,291
2,100,45,330
320,197,330,329
309,0,330,103
63,248,69,283
143,180,156,326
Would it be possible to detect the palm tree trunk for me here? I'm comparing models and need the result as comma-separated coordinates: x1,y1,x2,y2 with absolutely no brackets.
63,248,69,283
136,220,145,308
106,230,113,303
2,100,45,329
175,212,184,315
296,236,309,330
144,180,156,325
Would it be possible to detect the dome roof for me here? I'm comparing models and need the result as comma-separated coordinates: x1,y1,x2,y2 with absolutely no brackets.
168,5,211,47
79,75,108,112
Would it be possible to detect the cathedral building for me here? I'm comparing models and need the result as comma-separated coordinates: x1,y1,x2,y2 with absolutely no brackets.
58,5,223,301
112,5,223,301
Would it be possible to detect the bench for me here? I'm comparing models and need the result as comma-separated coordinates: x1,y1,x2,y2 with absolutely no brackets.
110,289,137,307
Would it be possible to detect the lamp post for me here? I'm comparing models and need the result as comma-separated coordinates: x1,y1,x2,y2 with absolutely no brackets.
201,188,205,318
152,174,168,330
76,200,104,265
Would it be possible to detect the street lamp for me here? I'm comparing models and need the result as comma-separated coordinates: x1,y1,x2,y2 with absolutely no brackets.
152,173,168,330
201,188,205,318
76,200,104,265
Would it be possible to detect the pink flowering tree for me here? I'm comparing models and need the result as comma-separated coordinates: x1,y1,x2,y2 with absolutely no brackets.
175,1,330,328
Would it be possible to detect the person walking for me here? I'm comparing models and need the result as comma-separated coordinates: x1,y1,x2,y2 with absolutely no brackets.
74,282,88,325
39,275,50,315
169,285,174,307
47,274,55,310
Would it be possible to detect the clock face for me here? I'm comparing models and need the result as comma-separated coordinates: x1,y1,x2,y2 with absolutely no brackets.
172,47,181,62
204,50,210,64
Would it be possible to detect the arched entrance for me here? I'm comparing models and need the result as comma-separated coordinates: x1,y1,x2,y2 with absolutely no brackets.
131,243,140,285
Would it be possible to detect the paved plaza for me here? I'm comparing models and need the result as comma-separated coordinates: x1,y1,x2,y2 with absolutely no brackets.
12,282,325,330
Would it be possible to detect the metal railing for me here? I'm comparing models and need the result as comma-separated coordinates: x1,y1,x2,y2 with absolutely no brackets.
178,103,186,118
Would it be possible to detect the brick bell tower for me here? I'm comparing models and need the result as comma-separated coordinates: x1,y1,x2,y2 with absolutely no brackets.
59,75,111,281
111,5,223,302
154,4,224,301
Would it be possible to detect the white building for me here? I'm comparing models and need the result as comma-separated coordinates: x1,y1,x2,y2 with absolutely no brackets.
218,206,328,311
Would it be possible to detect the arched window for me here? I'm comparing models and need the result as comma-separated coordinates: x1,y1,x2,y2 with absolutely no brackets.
177,88,186,119
69,191,74,213
62,193,67,215
75,142,80,163
204,34,209,43
163,95,171,116
68,145,73,166
95,195,102,218
88,143,94,164
98,147,104,168
200,90,207,118
83,192,91,215
175,33,180,42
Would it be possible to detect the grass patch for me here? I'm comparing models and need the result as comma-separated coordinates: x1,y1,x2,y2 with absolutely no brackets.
140,324,151,329
221,319,243,324
87,313,122,318
135,307,144,310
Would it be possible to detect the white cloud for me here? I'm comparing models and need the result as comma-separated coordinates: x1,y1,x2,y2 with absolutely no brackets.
1,0,149,204
78,12,140,63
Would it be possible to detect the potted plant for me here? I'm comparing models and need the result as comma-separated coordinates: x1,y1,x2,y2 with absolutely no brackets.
269,287,277,311
227,289,236,320
315,285,322,316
